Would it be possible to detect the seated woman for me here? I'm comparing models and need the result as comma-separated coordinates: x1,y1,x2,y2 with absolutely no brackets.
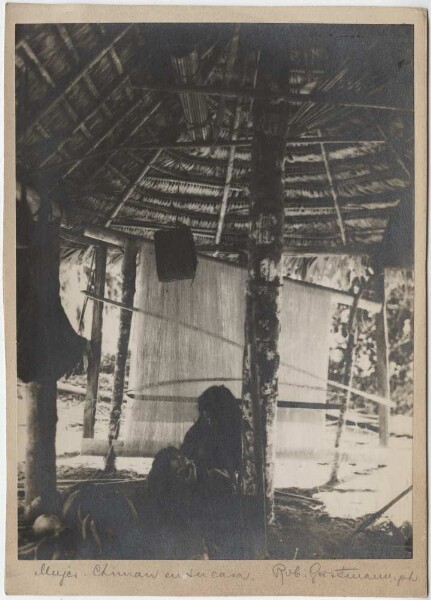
180,386,244,558
180,385,242,486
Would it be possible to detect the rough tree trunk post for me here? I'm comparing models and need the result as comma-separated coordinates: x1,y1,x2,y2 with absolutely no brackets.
19,65,62,516
241,295,267,557
241,84,288,556
105,241,138,472
24,380,58,512
375,271,390,446
83,245,107,438
21,218,63,515
329,286,363,485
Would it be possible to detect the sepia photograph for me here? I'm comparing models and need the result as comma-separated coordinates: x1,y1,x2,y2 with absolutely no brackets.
7,8,426,585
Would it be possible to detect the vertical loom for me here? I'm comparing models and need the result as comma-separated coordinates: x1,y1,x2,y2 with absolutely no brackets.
277,281,333,457
124,244,246,456
123,244,333,457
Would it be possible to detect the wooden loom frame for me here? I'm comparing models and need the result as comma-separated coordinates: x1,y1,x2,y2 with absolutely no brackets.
78,226,391,458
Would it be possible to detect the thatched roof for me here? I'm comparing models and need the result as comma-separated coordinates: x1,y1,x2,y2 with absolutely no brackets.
16,23,414,260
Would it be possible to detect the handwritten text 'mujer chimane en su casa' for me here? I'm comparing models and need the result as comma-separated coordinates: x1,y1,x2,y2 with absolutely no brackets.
34,562,252,587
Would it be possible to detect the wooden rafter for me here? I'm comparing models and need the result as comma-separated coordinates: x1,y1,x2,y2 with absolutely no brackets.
96,23,125,78
30,136,388,175
214,101,242,249
214,26,243,250
61,96,148,179
367,110,411,180
37,75,130,169
108,163,131,186
319,132,347,245
17,40,56,87
105,150,163,227
17,39,82,127
108,197,392,228
70,223,379,257
15,40,124,190
17,24,134,141
55,24,113,115
141,173,245,193
84,98,166,185
56,25,79,62
214,24,241,136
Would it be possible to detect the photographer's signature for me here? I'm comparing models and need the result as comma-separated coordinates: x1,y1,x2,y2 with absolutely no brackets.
272,562,418,587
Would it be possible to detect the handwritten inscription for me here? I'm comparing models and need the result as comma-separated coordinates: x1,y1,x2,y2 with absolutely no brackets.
35,562,78,587
93,564,159,579
35,562,251,587
34,561,418,589
272,563,418,587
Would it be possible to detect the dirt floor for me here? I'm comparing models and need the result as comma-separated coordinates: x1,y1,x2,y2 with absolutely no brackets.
17,471,412,560
17,378,413,560
269,496,412,560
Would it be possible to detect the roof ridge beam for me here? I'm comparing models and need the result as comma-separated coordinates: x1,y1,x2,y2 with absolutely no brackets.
132,82,413,113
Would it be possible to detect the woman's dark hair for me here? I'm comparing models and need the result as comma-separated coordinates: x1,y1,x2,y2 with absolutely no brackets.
197,385,239,428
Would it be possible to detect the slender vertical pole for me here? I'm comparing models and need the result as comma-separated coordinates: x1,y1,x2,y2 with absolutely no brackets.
105,241,138,472
83,245,107,439
375,271,390,446
241,94,287,555
329,286,362,485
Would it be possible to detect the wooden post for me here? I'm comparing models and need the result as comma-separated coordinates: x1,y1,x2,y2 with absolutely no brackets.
18,196,63,516
241,294,268,557
83,245,107,439
24,381,58,513
376,271,390,446
105,241,138,472
329,286,363,485
241,86,287,555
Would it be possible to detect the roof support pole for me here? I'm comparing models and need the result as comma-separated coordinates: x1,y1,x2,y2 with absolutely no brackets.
105,240,138,472
82,245,107,439
241,93,288,556
19,217,63,518
23,380,58,515
375,271,390,446
328,284,363,485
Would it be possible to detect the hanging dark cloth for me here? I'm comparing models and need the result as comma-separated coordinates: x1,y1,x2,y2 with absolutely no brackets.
16,198,85,383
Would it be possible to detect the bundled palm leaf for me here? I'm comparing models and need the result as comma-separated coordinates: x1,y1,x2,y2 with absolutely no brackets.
19,483,142,560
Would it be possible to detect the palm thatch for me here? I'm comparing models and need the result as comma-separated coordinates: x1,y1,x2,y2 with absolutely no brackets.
16,23,414,260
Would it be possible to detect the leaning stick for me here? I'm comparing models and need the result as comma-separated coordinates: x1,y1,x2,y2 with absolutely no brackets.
349,485,413,538
274,490,323,505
